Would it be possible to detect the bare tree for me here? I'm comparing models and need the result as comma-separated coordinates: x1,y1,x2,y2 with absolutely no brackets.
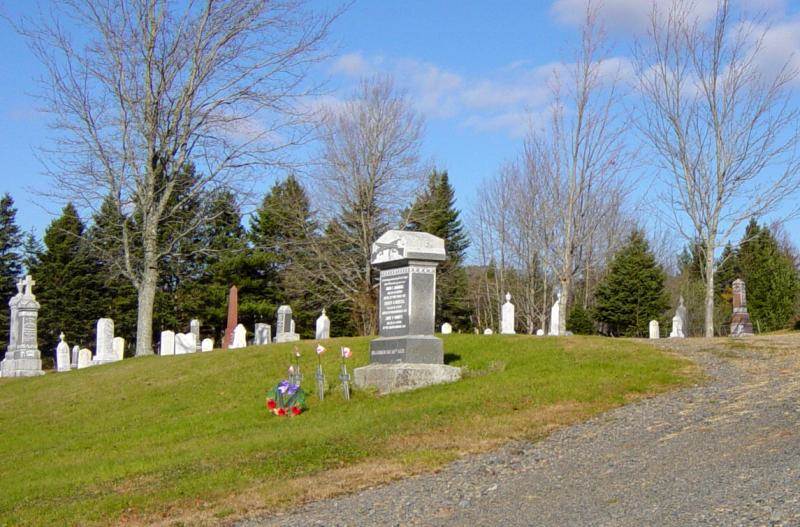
16,1,337,355
295,75,425,335
635,0,800,337
521,5,631,334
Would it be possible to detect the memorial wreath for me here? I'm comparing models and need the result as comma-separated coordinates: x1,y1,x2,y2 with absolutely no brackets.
265,380,307,416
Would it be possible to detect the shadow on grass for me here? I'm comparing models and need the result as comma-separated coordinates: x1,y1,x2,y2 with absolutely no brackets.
444,353,461,364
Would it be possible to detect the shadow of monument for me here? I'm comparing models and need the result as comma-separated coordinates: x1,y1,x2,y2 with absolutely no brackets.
443,353,461,364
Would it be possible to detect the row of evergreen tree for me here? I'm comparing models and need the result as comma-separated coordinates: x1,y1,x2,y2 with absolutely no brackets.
566,221,800,337
0,170,471,357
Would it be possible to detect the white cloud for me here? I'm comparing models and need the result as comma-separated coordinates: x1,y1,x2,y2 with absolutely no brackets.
330,52,373,77
550,0,718,34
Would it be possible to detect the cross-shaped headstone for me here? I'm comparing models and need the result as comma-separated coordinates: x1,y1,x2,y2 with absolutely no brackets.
23,275,35,296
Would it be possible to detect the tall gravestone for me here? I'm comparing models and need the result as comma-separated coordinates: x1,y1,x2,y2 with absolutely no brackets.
500,292,515,334
230,324,247,349
275,305,300,343
55,333,71,372
549,290,561,336
315,309,330,340
92,318,118,365
71,345,80,369
0,276,44,377
354,230,461,394
223,286,238,350
676,296,689,335
190,319,201,352
649,320,660,340
160,330,175,356
730,278,755,337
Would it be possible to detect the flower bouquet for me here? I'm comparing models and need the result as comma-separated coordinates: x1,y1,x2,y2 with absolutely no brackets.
266,380,307,416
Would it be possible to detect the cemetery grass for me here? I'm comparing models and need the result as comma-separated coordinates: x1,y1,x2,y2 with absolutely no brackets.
0,335,695,526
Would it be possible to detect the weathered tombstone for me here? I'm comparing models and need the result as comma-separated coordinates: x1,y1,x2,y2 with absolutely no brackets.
275,305,300,343
549,290,561,336
676,296,689,335
354,230,460,394
730,278,755,336
223,285,238,350
536,329,545,336
160,330,175,355
669,314,684,338
201,338,214,352
483,328,493,335
174,333,196,355
112,337,125,361
441,322,452,334
190,319,201,352
649,320,660,339
55,333,71,372
473,327,479,335
0,276,44,377
501,292,515,334
71,345,80,369
315,309,331,340
77,348,93,369
254,323,271,345
230,324,247,349
92,318,117,365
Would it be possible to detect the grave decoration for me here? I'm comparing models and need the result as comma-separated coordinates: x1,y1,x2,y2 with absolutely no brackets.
289,346,302,386
265,378,307,417
339,346,353,400
315,344,326,401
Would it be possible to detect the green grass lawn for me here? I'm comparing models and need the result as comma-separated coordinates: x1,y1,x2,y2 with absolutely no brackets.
0,335,693,526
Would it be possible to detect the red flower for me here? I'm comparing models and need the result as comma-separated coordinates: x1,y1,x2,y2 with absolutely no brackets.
291,406,301,415
267,399,276,409
277,408,286,416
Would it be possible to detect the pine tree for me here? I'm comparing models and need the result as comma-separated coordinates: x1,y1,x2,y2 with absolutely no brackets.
405,170,472,330
29,204,108,354
737,219,799,332
566,303,594,335
593,230,670,337
0,194,23,346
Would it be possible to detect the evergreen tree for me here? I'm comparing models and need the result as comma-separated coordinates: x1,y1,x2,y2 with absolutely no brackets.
593,230,670,337
21,230,43,274
566,303,594,335
405,170,472,329
29,204,108,354
0,194,23,346
737,219,799,331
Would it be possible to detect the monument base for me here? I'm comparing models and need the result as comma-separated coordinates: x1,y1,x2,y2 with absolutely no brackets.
369,335,443,364
275,333,300,343
730,315,754,337
354,363,461,395
0,354,44,377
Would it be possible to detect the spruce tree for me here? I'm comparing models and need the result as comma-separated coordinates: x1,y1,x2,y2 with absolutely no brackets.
0,194,22,346
30,204,108,354
566,303,594,335
405,170,471,330
737,219,799,331
593,230,670,337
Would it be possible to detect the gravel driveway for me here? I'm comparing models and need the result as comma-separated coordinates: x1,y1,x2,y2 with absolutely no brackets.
239,336,800,527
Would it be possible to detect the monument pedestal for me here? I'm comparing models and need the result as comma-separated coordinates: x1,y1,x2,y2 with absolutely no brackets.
354,363,461,394
0,353,43,377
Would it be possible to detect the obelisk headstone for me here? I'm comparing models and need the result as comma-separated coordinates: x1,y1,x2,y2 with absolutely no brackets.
730,278,755,337
354,230,461,394
501,292,516,334
223,285,238,350
0,276,44,377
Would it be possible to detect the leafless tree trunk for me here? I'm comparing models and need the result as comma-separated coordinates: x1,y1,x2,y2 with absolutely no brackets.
635,0,800,337
16,0,336,355
294,75,425,335
522,3,631,335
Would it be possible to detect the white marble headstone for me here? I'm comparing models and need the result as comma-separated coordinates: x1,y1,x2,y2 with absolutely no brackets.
71,345,80,368
174,333,196,355
201,338,214,352
549,291,561,336
55,333,71,372
649,320,660,339
254,323,271,345
160,330,175,355
441,322,452,334
501,292,516,334
94,318,116,363
669,314,684,338
230,324,247,349
112,337,125,360
77,348,93,369
536,329,545,336
483,328,493,335
315,309,330,340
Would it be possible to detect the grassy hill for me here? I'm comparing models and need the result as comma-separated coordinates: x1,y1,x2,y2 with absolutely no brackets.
0,335,693,526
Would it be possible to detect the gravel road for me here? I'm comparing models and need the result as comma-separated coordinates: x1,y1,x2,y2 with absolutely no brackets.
239,336,800,527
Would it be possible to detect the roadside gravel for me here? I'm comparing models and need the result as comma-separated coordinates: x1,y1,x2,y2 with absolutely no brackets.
239,336,800,527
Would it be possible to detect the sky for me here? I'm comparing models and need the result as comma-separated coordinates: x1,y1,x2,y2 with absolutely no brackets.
1,0,800,253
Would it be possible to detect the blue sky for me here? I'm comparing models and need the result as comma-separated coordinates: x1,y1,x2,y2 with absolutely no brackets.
2,0,800,251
